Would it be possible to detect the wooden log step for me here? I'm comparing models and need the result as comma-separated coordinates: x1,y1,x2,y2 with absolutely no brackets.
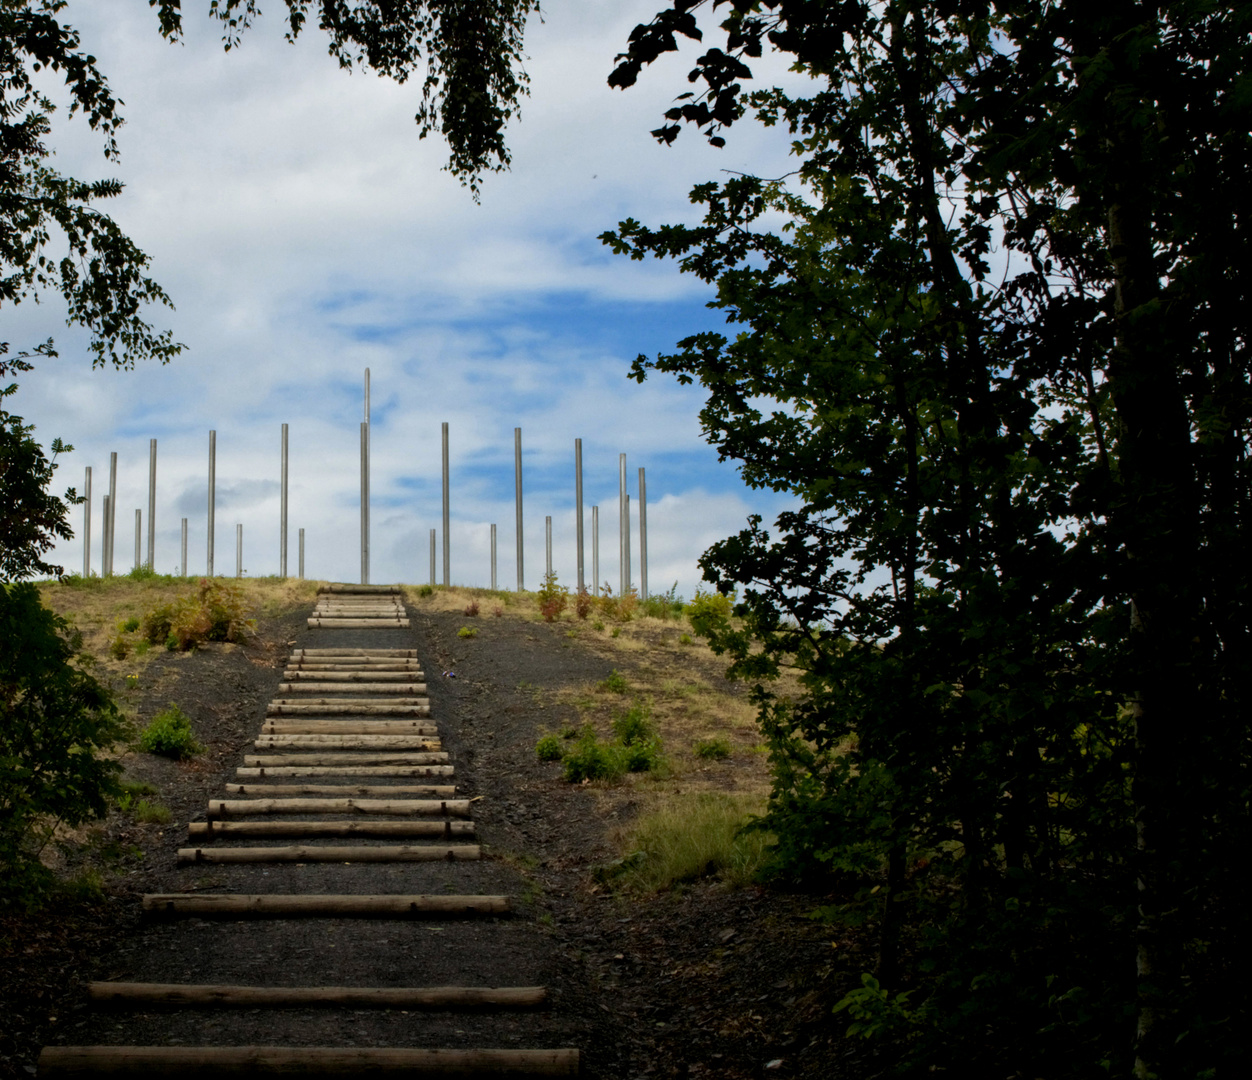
236,765,455,778
307,618,411,629
207,798,472,818
224,783,457,797
38,1045,577,1077
312,609,407,617
188,821,475,840
277,682,429,694
244,752,448,767
319,584,402,594
260,721,439,735
290,648,418,657
270,697,430,708
88,982,548,1009
142,893,510,917
267,704,431,717
177,844,481,865
313,603,406,610
253,736,442,751
282,670,425,681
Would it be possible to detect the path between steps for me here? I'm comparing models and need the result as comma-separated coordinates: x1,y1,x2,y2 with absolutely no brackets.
38,586,581,1077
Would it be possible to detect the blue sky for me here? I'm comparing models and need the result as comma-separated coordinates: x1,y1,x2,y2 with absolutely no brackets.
10,1,809,596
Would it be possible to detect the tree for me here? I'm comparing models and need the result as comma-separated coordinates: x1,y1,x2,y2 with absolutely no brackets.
604,2,1250,1074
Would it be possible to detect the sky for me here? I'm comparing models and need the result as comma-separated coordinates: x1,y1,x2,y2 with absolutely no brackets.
9,1,809,597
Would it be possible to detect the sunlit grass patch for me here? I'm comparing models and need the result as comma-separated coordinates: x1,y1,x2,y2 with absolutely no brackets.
603,791,773,893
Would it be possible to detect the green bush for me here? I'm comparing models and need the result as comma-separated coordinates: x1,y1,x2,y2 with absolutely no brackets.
121,616,140,633
133,799,172,824
686,588,734,638
537,571,568,622
639,583,685,620
612,702,655,746
140,579,253,651
599,669,628,694
137,704,203,759
535,734,563,762
457,626,477,639
1,583,125,900
694,737,732,760
418,585,434,597
562,728,625,782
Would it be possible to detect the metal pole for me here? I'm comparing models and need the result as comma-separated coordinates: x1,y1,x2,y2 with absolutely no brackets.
545,515,552,580
592,505,599,596
134,509,141,572
429,529,436,586
102,495,110,576
364,369,370,584
236,523,243,578
299,528,305,580
491,524,497,591
574,438,584,593
83,466,91,578
626,494,632,595
514,427,524,591
207,431,216,577
280,423,288,578
638,467,648,601
147,439,156,570
441,421,450,587
360,422,367,585
181,518,188,577
619,454,627,597
106,451,117,576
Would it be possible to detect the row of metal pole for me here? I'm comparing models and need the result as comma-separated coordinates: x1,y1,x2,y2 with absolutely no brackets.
418,427,648,597
81,426,303,581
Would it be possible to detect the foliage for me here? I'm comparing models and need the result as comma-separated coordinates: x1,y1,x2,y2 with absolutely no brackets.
136,703,202,759
605,1,1251,1074
0,364,79,581
685,588,732,639
534,733,563,762
456,625,477,639
139,578,253,651
536,570,567,622
560,727,624,783
463,599,479,617
611,701,655,747
693,737,731,761
0,581,124,899
602,791,772,893
573,586,594,620
598,669,628,695
639,582,685,620
832,973,920,1042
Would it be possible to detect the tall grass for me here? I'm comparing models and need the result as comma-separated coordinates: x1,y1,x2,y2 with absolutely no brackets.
611,791,773,893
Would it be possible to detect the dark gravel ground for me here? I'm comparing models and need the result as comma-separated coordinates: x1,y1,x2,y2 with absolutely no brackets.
1,598,874,1079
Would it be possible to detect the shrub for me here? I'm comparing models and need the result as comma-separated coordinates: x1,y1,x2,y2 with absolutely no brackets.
535,734,563,762
599,669,628,694
457,626,478,639
137,704,203,759
679,633,693,646
639,583,685,620
574,587,593,620
418,585,434,597
1,583,125,900
537,571,568,622
694,737,732,760
562,728,625,783
134,799,172,824
687,588,734,638
121,616,140,633
612,702,655,746
464,600,480,617
141,579,253,652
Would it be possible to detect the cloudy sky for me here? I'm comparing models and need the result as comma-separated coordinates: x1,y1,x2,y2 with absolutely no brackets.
11,1,807,596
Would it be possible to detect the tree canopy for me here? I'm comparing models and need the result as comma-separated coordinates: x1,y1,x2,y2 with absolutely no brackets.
604,1,1250,1075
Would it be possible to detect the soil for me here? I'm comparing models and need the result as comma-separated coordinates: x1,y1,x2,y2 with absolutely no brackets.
1,600,877,1079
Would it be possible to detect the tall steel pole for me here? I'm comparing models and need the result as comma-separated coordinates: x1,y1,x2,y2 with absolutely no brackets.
638,467,648,601
147,439,157,570
574,438,584,593
280,423,288,578
360,422,368,585
83,466,91,578
592,506,599,597
441,421,450,586
514,427,524,591
545,515,553,580
299,528,305,580
236,523,243,578
429,529,436,586
619,454,627,597
207,432,216,577
134,509,141,571
106,451,117,576
364,369,370,583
